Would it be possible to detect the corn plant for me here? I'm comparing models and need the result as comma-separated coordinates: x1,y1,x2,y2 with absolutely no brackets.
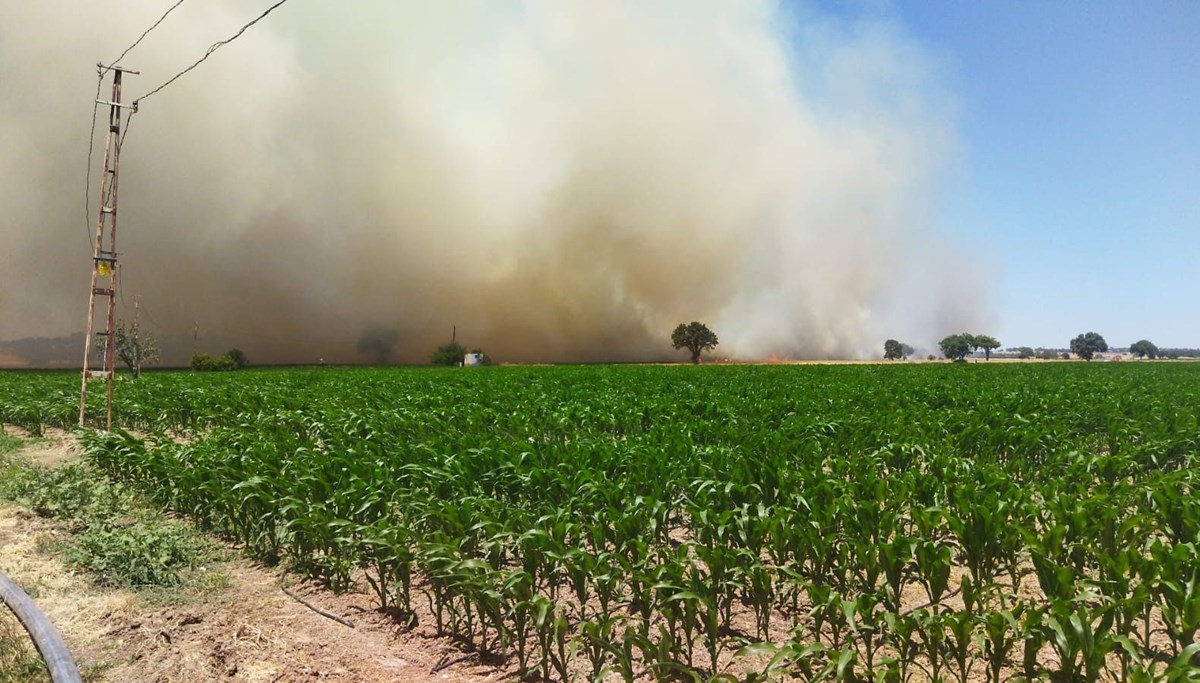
2,361,1197,680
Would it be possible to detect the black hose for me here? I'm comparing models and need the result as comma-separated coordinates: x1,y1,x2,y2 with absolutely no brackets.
0,569,82,683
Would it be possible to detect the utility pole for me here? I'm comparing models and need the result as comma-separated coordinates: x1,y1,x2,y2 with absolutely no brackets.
131,295,144,378
80,64,137,429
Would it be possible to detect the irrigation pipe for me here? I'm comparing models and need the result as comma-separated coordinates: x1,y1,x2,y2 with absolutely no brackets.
281,584,355,628
0,568,82,683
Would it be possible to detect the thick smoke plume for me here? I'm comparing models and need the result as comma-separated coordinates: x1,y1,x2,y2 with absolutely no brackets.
0,1,986,364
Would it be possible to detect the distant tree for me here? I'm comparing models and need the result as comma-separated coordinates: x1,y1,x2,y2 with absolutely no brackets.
671,322,719,364
1069,332,1108,361
927,354,936,361
225,348,248,369
431,341,467,366
1158,348,1199,359
939,333,976,362
113,319,159,379
883,339,904,360
974,335,1001,360
357,325,399,364
1129,339,1159,359
1061,351,1071,360
883,340,914,360
1016,346,1035,359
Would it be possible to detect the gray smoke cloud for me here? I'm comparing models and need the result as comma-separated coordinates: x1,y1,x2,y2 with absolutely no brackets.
0,0,987,364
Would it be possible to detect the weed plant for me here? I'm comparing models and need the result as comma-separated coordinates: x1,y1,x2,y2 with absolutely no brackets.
1,457,211,590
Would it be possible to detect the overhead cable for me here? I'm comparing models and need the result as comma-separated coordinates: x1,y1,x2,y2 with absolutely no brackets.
134,0,293,106
85,0,188,249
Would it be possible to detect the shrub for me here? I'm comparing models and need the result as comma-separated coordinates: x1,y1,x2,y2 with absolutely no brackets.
431,342,467,366
225,348,248,369
1,461,122,521
67,517,201,588
191,353,238,372
1,460,208,589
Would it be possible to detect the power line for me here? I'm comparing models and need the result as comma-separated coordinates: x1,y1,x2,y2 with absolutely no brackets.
117,108,137,155
136,302,166,331
83,78,103,250
134,0,293,106
102,0,187,77
85,0,292,248
131,298,298,346
85,0,188,251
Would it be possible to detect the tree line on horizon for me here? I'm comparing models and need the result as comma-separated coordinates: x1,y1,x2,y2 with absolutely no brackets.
884,332,1173,362
1,320,1194,370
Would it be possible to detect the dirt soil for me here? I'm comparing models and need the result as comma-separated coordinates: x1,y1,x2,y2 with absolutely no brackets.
0,430,505,683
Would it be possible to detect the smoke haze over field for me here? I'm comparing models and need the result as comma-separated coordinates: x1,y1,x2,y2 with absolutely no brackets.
0,1,986,364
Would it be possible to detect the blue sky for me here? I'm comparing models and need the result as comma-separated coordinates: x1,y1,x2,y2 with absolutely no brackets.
800,1,1200,349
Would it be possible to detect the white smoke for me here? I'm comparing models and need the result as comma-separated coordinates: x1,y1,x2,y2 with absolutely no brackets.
0,0,986,362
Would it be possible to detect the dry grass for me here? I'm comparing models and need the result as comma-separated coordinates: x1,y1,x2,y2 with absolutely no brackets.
0,606,50,682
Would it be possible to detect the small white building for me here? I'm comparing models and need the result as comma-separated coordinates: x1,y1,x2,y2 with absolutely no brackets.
463,352,485,366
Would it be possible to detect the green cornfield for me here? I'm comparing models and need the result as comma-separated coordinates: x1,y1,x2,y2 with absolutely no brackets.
2,363,1198,681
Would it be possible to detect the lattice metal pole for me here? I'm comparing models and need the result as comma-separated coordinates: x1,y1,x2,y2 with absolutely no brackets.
80,64,137,429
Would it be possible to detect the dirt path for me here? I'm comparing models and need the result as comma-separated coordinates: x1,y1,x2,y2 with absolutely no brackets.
0,431,505,683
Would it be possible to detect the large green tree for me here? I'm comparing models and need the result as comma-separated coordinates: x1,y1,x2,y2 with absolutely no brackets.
973,335,1000,360
878,338,902,360
1129,339,1158,359
883,339,904,360
1069,332,1108,361
671,322,719,364
939,333,976,362
883,339,914,360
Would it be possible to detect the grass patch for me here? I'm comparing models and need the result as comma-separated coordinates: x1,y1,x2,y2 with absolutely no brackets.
1,451,218,591
0,432,22,457
1,461,123,522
